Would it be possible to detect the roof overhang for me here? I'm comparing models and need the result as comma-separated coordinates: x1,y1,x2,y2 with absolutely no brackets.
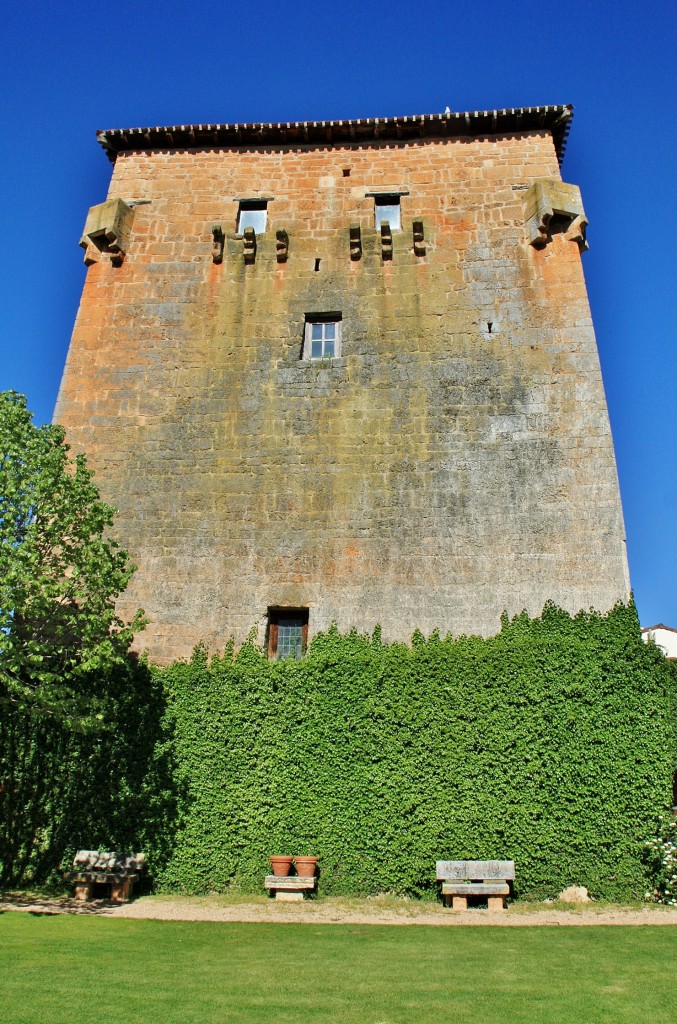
97,105,574,166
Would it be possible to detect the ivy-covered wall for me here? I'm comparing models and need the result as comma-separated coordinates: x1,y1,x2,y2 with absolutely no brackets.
3,602,673,900
155,603,677,900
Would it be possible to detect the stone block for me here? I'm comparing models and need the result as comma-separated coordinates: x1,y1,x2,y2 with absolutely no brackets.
523,179,588,251
80,197,134,266
558,885,592,903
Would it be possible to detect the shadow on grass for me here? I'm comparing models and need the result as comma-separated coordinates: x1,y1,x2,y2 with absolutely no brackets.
0,891,125,916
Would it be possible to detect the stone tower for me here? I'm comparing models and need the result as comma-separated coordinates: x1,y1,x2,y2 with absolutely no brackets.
55,106,630,663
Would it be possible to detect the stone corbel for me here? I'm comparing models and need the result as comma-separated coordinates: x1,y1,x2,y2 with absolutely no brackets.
380,221,393,261
523,179,588,252
412,220,426,257
349,224,362,261
79,198,134,266
212,225,225,264
276,229,289,263
563,215,588,251
243,226,257,264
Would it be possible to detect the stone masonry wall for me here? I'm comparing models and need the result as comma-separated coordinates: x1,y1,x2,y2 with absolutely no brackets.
55,130,630,662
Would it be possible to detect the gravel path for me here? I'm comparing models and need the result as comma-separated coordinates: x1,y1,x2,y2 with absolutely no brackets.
3,893,677,927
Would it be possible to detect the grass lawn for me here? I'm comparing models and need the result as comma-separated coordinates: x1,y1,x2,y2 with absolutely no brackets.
1,912,675,1024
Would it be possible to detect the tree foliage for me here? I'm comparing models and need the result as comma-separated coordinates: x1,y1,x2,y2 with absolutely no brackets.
0,392,168,887
0,391,144,728
0,655,178,888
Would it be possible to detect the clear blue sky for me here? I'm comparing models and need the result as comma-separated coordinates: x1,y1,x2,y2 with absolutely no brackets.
1,0,675,627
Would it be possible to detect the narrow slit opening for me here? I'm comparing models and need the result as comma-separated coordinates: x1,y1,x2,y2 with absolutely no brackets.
487,322,493,334
314,258,321,272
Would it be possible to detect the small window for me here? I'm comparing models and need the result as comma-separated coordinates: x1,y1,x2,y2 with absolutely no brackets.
374,195,401,231
237,200,267,235
268,608,309,660
303,315,342,360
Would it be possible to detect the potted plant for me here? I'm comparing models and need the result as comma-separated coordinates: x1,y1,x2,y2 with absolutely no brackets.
269,856,294,877
294,855,319,877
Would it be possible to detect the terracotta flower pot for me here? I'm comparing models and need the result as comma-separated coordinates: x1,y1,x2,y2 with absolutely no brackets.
294,856,318,877
270,856,294,877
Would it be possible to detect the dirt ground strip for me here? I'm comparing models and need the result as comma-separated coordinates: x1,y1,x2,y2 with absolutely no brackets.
3,893,677,926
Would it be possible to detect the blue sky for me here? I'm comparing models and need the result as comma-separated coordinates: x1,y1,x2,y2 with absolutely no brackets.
1,0,675,627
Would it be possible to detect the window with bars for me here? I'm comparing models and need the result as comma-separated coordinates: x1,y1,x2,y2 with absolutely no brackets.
267,608,309,660
303,316,342,360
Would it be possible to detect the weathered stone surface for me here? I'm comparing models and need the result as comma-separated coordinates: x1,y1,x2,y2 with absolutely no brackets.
524,178,588,250
55,124,630,663
487,896,506,911
558,885,592,903
79,197,134,266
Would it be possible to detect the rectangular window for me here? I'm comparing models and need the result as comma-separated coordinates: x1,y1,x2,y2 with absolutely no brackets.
267,608,309,660
237,200,267,235
303,315,342,360
374,195,401,231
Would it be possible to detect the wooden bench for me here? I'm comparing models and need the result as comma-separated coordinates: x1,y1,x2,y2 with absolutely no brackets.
64,850,145,903
264,875,317,902
436,860,515,911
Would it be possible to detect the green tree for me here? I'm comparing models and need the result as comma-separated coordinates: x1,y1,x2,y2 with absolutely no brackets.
0,391,144,729
0,393,166,889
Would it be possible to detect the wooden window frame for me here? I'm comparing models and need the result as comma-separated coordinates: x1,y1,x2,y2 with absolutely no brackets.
303,315,342,360
267,608,309,660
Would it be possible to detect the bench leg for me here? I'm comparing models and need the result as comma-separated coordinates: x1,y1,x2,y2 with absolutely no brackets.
74,883,93,901
487,896,505,911
110,880,132,903
451,896,468,911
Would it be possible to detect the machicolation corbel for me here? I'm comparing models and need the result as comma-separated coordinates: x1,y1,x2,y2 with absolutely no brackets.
380,221,393,261
413,221,426,257
276,229,289,263
212,224,225,264
79,197,134,267
349,224,362,261
523,179,588,252
562,215,588,251
243,226,257,264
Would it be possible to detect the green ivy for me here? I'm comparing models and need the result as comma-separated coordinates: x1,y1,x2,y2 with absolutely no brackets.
154,601,677,901
0,657,177,889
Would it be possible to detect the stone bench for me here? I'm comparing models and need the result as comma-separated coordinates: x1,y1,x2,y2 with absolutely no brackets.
64,850,145,903
436,860,515,911
264,875,317,902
